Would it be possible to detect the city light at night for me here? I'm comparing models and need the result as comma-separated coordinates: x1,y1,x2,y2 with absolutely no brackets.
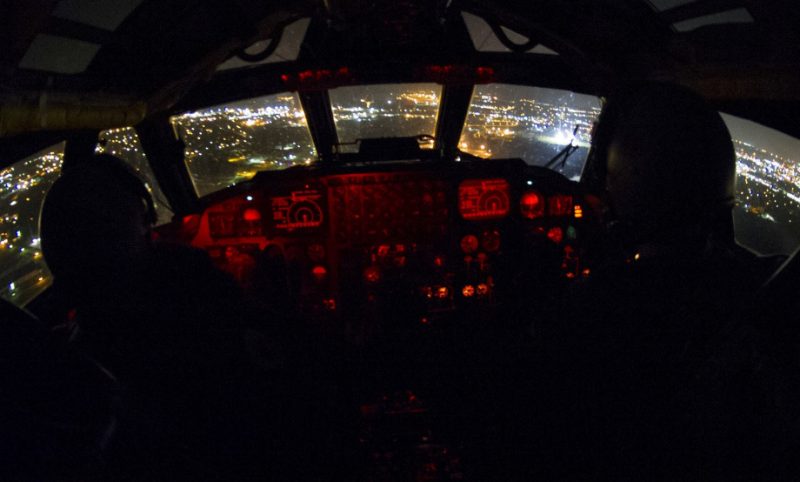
0,84,798,304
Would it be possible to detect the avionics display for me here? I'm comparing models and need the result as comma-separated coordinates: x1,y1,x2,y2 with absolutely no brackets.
271,189,325,232
458,179,511,220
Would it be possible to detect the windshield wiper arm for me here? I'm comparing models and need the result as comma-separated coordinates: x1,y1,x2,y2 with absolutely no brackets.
543,125,581,171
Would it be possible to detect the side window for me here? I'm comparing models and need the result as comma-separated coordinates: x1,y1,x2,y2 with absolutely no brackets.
0,143,64,306
722,113,800,255
97,127,173,225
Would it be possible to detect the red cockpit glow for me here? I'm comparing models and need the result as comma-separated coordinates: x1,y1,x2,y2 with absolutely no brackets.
547,226,564,244
242,208,261,222
520,191,545,219
548,194,573,217
460,235,479,254
459,179,511,220
312,265,327,281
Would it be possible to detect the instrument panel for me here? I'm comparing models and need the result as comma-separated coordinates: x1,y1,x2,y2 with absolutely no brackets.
168,159,596,341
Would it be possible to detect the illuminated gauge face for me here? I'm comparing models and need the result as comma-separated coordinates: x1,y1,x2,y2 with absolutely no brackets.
459,179,511,220
271,189,324,232
461,234,479,254
547,226,564,244
364,266,381,283
289,201,322,226
520,191,545,219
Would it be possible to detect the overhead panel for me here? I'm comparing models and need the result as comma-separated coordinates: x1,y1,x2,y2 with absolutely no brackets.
645,0,697,12
18,33,100,74
672,8,755,32
461,12,558,55
217,18,312,71
52,0,143,30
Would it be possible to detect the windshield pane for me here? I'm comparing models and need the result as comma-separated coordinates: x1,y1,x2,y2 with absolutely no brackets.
330,83,441,150
0,144,64,306
459,84,602,180
171,92,316,197
97,127,173,225
722,113,800,255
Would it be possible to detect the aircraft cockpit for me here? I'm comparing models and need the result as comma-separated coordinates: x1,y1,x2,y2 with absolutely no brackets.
1,1,800,480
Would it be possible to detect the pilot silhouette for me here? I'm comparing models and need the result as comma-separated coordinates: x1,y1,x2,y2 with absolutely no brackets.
569,82,790,480
38,153,356,480
39,154,263,478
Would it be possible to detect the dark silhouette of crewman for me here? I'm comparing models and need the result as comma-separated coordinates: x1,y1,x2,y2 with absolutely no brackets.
566,83,791,480
38,153,356,480
39,154,265,479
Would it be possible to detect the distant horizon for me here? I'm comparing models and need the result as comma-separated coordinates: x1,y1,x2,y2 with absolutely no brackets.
1,85,800,303
722,112,800,163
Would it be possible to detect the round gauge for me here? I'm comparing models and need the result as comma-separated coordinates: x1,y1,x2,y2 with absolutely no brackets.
520,191,545,219
547,226,564,244
460,234,479,254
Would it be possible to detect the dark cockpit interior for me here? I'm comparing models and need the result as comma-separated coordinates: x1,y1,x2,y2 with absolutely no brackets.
1,1,800,480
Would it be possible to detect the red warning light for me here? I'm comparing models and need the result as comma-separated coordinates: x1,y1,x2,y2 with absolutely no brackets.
520,191,545,220
475,66,496,82
364,266,381,283
547,226,564,244
242,208,261,222
311,265,327,281
282,67,354,89
377,244,391,257
298,69,314,82
424,65,495,83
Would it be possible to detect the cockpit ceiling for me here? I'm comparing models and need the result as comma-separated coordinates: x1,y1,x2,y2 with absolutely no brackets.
0,1,799,130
